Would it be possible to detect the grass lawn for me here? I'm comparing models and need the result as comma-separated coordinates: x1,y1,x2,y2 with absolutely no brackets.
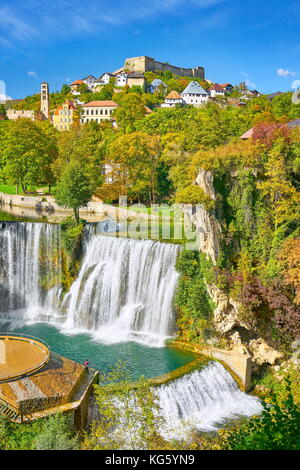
0,184,18,194
0,184,53,196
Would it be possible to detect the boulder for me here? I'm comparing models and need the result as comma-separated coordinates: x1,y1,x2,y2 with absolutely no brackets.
248,338,283,365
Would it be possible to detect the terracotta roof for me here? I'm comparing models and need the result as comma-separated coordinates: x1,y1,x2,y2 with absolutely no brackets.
70,80,84,86
210,84,225,91
165,90,182,100
220,83,232,87
144,106,152,114
53,101,77,115
240,128,253,139
83,100,118,107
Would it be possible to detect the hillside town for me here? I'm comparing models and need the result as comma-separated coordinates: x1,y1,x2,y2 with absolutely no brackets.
0,55,266,131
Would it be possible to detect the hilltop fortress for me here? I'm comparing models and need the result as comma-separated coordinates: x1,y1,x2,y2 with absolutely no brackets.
116,56,205,79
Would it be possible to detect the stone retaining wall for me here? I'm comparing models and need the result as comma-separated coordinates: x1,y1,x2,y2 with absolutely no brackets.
168,340,252,391
0,192,153,221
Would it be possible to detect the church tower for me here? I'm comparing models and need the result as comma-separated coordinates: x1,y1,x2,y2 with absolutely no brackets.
40,82,49,120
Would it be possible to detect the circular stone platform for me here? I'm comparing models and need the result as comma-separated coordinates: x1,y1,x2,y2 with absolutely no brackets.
0,334,50,382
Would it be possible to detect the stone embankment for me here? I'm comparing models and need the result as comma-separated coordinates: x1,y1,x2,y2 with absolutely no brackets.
168,340,252,391
0,192,153,222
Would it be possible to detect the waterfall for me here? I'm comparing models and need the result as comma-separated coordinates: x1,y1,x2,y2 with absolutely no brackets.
0,221,262,433
0,222,62,321
62,236,180,346
0,222,179,346
155,361,262,438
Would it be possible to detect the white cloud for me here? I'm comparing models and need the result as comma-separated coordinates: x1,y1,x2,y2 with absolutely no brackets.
0,94,12,102
0,80,12,101
245,78,256,89
240,73,256,89
292,79,300,89
277,68,296,77
0,0,227,46
27,70,37,77
0,6,38,41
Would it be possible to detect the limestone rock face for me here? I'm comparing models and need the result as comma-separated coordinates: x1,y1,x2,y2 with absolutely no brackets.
206,284,248,333
247,338,283,365
195,169,216,199
182,170,222,264
184,168,284,367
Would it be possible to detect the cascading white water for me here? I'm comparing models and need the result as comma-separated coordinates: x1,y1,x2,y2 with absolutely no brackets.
0,222,262,432
155,361,262,438
0,223,179,345
0,222,62,320
62,235,180,345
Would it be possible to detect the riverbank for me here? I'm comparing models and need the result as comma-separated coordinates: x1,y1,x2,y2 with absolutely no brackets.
0,192,156,223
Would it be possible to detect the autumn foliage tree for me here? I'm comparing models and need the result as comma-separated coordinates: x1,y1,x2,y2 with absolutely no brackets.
99,132,161,203
278,238,300,305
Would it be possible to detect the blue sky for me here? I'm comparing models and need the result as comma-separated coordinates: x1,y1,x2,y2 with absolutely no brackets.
0,0,300,99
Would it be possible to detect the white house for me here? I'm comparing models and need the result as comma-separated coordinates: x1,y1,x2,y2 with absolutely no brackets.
209,84,226,98
81,100,118,125
100,73,114,85
148,79,167,94
115,71,128,87
181,81,208,106
81,75,98,90
220,83,233,94
161,90,184,108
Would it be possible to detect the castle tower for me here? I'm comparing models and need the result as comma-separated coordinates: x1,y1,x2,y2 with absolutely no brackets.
40,82,49,120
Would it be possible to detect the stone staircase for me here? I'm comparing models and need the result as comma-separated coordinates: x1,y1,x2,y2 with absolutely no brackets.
0,397,21,421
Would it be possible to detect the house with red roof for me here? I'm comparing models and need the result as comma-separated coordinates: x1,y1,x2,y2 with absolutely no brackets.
81,101,118,125
209,84,226,98
220,83,233,93
69,80,84,95
51,100,78,131
161,90,184,108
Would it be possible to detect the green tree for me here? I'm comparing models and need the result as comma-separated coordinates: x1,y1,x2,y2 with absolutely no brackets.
83,362,168,450
257,141,300,229
61,84,71,95
220,379,300,450
114,93,146,132
55,160,97,223
0,103,7,116
0,119,58,193
100,132,161,203
77,83,90,94
0,413,78,450
34,414,79,450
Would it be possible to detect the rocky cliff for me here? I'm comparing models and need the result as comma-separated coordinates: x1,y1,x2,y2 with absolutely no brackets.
183,170,283,370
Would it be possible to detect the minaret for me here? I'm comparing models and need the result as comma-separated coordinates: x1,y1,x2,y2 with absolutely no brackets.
40,82,50,120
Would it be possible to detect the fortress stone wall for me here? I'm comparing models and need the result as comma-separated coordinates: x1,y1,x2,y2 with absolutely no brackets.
123,56,205,79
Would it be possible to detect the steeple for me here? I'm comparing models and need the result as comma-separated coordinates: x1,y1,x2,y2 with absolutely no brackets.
40,82,49,120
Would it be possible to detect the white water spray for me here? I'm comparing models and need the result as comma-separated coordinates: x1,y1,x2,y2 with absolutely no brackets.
155,361,262,438
63,235,180,346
